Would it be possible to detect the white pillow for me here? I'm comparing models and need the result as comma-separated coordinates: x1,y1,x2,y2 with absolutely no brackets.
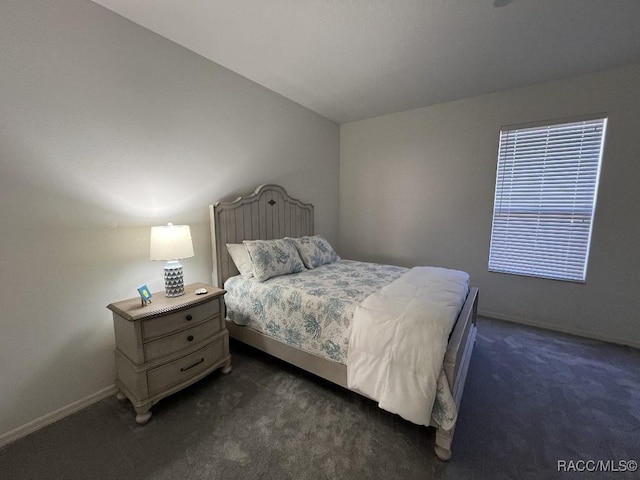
226,243,253,277
243,239,305,282
286,235,340,269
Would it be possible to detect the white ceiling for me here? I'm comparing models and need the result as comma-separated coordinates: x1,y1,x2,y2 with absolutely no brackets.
91,0,640,123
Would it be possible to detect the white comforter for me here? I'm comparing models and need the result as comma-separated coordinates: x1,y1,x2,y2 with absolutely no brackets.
347,266,469,429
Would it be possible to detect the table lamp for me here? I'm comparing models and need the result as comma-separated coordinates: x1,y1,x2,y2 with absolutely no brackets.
150,223,194,297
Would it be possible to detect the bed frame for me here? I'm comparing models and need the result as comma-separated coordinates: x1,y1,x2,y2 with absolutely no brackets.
209,184,478,461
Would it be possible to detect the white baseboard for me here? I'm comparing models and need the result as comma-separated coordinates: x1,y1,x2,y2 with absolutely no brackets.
0,384,117,449
478,310,640,350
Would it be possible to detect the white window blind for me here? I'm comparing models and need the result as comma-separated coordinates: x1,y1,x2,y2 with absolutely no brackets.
489,116,607,282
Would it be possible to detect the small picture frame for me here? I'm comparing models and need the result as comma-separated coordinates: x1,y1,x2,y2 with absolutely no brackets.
137,284,152,306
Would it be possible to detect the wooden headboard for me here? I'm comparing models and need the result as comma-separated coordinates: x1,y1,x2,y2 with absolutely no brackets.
209,184,314,287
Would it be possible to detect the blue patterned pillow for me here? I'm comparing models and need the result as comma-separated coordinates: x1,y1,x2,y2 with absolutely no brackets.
243,239,305,282
286,235,340,269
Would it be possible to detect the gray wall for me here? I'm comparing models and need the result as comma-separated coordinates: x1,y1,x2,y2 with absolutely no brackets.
340,63,640,348
0,0,339,439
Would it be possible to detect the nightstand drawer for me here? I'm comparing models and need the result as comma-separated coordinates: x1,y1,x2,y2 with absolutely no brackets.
143,319,220,362
141,299,220,340
147,339,225,395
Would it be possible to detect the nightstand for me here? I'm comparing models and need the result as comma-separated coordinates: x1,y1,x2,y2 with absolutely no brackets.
107,283,231,424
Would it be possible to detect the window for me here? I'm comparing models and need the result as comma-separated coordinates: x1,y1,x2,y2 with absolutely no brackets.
489,116,607,282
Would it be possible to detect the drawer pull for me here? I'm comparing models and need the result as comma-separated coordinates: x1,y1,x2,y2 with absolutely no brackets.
185,315,193,321
180,358,204,372
187,335,194,342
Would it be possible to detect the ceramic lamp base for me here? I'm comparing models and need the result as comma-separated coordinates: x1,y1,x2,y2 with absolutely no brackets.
164,260,185,297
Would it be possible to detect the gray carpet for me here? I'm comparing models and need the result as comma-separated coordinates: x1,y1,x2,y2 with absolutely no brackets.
1,317,639,479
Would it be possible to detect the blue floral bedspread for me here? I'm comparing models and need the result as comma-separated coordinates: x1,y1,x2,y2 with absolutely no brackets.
224,259,407,364
224,259,460,429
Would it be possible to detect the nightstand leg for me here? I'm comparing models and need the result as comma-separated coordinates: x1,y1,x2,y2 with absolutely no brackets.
221,361,232,375
134,406,152,425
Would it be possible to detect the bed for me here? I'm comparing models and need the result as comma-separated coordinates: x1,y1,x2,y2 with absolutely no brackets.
209,184,478,461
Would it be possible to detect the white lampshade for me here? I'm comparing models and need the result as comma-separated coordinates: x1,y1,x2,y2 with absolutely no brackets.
150,224,194,261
